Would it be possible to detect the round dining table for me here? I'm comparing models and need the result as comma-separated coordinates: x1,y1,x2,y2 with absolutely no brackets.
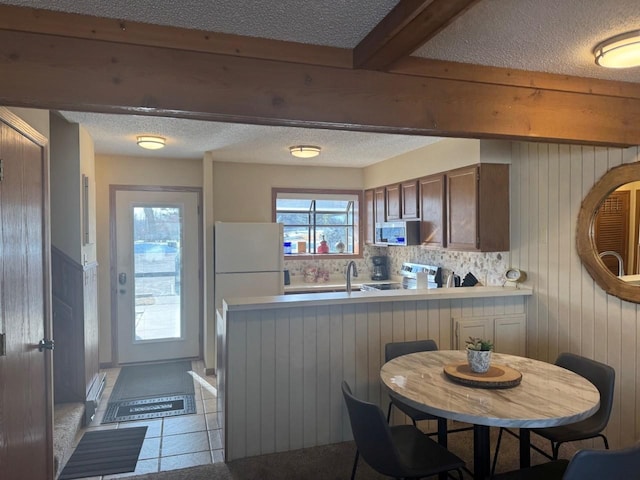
380,350,600,480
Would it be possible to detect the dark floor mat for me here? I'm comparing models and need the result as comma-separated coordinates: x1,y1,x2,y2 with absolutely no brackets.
58,426,147,479
102,361,196,424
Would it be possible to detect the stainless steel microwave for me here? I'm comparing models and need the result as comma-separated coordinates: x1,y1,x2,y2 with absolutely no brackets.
374,220,420,246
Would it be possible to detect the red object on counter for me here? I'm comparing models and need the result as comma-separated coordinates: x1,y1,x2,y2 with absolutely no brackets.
318,235,329,254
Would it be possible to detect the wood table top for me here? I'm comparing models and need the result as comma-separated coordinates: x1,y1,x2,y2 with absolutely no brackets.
380,350,600,428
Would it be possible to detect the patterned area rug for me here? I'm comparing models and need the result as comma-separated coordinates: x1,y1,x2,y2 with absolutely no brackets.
102,361,196,424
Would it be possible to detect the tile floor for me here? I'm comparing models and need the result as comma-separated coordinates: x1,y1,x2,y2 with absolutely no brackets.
68,360,223,479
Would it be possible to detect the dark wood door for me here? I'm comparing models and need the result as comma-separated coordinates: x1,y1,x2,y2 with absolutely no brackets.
594,190,630,276
364,189,374,244
0,110,53,479
385,183,401,220
374,187,385,224
419,174,445,247
401,180,419,219
447,166,478,250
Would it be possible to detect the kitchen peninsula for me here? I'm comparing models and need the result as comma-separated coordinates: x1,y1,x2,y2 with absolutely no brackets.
217,285,532,461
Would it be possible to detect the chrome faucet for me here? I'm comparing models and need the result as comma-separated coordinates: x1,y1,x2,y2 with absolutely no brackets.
346,261,358,294
598,250,625,276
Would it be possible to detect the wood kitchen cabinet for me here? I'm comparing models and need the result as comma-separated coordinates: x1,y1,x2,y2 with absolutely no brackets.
364,188,375,244
419,174,445,247
385,183,401,220
401,180,419,219
453,315,526,357
374,187,386,224
446,164,509,251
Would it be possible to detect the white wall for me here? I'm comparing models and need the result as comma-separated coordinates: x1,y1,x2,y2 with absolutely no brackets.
510,142,640,449
363,138,481,189
49,113,82,262
211,161,363,222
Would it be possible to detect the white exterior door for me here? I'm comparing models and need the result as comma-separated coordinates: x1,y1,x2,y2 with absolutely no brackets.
115,190,201,364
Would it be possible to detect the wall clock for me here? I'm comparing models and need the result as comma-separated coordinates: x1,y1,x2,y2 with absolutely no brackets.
504,268,526,285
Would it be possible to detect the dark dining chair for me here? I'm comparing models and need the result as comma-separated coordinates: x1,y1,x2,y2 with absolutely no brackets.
491,352,615,473
385,340,472,440
341,381,465,480
491,442,640,480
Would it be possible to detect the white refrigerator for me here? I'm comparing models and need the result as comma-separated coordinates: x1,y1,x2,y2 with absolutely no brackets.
214,222,284,309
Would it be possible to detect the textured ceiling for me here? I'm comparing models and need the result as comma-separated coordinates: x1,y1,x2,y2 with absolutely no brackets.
59,111,441,166
414,0,640,83
3,0,639,163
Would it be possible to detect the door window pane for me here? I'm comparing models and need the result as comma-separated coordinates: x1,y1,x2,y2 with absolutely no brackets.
132,206,182,341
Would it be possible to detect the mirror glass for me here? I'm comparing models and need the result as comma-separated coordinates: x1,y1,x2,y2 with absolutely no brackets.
577,164,640,303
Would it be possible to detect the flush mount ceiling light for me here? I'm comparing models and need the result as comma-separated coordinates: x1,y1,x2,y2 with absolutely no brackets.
594,30,640,68
136,135,166,150
289,145,321,158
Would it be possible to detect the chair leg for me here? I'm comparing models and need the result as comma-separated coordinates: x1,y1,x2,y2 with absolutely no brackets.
552,441,560,460
386,402,393,422
600,434,610,450
491,427,505,476
351,449,359,480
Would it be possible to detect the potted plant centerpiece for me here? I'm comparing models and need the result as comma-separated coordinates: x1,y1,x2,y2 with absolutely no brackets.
466,337,494,373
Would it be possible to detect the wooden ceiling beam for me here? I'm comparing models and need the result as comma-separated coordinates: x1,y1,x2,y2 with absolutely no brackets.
391,57,640,100
0,4,352,69
0,30,638,147
353,0,481,71
2,4,638,102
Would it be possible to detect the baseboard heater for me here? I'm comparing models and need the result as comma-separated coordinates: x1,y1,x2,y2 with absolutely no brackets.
85,373,106,425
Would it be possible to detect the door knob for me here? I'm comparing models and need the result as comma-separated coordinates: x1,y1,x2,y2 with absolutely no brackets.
119,272,127,285
38,339,55,352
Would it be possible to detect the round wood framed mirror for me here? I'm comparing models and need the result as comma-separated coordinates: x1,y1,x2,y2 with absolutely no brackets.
577,163,640,304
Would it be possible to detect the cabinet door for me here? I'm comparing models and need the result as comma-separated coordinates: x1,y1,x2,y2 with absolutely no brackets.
476,163,510,252
447,166,478,250
386,183,401,220
454,315,526,356
401,180,419,219
364,189,375,244
454,318,492,349
419,174,445,247
494,316,526,356
374,187,386,224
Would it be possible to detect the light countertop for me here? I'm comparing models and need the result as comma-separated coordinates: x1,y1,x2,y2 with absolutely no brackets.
284,277,394,293
224,285,533,312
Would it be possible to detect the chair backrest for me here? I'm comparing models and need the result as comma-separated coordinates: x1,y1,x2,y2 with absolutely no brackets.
563,442,640,479
555,352,615,432
385,339,438,362
341,381,404,476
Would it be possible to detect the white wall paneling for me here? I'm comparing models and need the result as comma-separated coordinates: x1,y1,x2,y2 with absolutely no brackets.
510,142,640,450
221,296,527,460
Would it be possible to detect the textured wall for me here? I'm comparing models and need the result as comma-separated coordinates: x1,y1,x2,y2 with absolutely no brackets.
510,141,640,449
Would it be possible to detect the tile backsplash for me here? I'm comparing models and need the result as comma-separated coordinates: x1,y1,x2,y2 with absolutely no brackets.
284,245,509,285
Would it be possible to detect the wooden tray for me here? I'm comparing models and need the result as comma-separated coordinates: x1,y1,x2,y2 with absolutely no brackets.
443,362,522,389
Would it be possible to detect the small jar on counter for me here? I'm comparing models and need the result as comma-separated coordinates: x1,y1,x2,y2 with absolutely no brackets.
283,242,292,254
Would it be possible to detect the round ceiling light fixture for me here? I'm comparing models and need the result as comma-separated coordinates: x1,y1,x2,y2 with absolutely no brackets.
289,145,321,158
137,135,166,150
594,30,640,68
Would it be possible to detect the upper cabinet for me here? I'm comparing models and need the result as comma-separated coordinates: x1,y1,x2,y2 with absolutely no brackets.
364,189,375,245
419,174,445,248
374,187,386,224
446,164,509,251
401,180,419,220
385,183,401,220
364,163,508,251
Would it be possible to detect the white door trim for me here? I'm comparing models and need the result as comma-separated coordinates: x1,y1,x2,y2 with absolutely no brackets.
109,185,203,365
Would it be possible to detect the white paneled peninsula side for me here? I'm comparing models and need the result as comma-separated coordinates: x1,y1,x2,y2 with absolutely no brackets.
216,286,532,461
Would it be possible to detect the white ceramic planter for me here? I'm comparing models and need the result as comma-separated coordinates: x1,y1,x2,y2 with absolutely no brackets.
467,348,492,373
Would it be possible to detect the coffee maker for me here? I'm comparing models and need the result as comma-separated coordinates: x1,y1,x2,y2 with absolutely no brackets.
371,256,389,280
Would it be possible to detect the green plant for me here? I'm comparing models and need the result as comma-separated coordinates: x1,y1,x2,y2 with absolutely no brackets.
465,336,494,351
